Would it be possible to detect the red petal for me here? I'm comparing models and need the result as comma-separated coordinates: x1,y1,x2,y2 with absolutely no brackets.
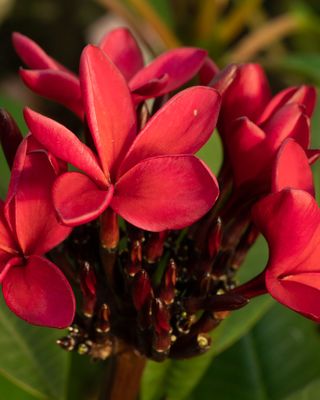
266,270,320,322
252,189,320,274
112,155,219,231
226,117,266,187
307,149,320,164
258,85,317,123
218,63,271,137
23,108,107,187
198,57,219,85
12,32,64,70
272,139,314,196
53,172,114,226
263,104,310,150
20,69,83,118
0,205,16,262
129,48,207,100
99,28,144,81
80,45,137,177
6,143,71,255
2,255,75,328
0,109,23,169
119,86,221,175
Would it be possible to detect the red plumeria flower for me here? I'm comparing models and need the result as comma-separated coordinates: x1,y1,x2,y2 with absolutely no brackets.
24,45,220,231
13,28,207,117
235,139,319,319
225,100,313,191
252,188,320,322
217,63,316,141
0,136,75,328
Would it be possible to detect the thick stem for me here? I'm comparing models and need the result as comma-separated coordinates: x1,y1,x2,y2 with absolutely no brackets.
100,348,146,400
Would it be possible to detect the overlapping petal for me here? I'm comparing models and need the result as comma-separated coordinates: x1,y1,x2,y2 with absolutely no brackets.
80,45,137,176
2,255,75,328
53,172,114,226
272,139,314,196
218,63,271,138
23,108,107,186
258,85,317,123
253,189,320,321
5,139,71,255
129,48,207,101
99,27,144,81
119,86,221,175
20,69,83,117
112,155,219,231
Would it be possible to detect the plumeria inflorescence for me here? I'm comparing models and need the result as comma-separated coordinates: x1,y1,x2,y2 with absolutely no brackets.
0,27,319,361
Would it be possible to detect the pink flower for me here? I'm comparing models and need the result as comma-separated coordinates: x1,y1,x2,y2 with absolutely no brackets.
13,28,207,116
0,137,75,328
24,45,220,231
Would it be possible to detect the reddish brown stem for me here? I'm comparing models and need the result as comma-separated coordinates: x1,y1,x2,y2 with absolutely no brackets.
100,348,146,400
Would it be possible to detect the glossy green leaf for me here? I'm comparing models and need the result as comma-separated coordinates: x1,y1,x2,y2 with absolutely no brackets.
191,303,320,400
0,294,70,400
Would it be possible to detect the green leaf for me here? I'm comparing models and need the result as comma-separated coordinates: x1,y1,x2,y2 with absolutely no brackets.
141,237,273,400
284,380,320,400
196,130,223,175
275,54,320,85
0,294,70,399
191,303,320,400
147,0,174,28
0,374,38,400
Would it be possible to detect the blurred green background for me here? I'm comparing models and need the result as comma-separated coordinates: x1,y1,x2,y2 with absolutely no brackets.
0,0,319,399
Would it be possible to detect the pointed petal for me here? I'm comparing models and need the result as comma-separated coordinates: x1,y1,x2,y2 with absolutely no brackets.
80,45,137,176
0,109,23,169
266,270,320,322
263,104,310,150
129,48,207,100
99,28,144,81
119,87,221,175
6,144,72,255
258,85,317,123
2,255,75,328
252,189,320,273
20,69,83,118
307,149,320,164
23,108,107,186
12,32,70,72
53,172,114,226
112,155,219,231
272,139,314,196
218,63,271,136
226,117,266,186
198,57,219,85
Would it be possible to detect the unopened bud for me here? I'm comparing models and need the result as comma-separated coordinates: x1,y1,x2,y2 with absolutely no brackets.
146,231,167,263
152,298,172,334
132,270,153,311
208,218,222,259
79,261,97,317
159,259,177,305
95,304,111,333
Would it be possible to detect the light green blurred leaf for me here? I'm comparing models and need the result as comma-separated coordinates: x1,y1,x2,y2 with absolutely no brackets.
147,0,174,28
196,130,223,175
276,54,320,85
284,380,320,400
0,294,70,400
191,303,320,400
141,237,273,400
0,374,38,400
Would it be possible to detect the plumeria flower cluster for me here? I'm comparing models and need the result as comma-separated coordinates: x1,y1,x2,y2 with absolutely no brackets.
0,27,319,360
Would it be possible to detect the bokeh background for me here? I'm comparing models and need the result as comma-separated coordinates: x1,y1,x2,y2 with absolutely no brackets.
0,1,320,399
